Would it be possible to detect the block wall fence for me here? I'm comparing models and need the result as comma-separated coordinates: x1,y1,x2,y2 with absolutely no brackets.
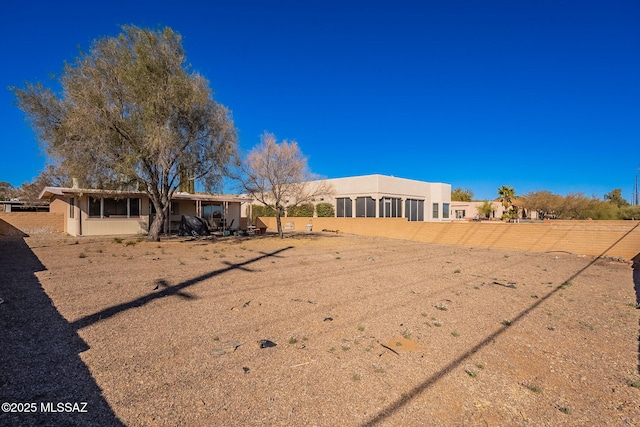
256,217,640,260
0,213,64,236
1,213,637,260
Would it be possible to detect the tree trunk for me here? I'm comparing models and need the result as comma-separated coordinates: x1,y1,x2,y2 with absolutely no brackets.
148,208,165,242
276,210,283,238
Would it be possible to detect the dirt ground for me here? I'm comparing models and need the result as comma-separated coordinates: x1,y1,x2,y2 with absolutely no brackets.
1,230,639,426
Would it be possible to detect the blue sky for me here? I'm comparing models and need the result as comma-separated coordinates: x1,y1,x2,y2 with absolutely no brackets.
2,0,639,201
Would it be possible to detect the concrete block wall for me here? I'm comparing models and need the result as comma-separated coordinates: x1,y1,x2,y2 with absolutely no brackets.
0,212,64,236
257,217,640,260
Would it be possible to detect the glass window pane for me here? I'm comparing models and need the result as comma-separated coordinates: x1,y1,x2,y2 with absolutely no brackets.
432,203,439,219
366,197,375,217
443,203,449,219
89,197,101,217
103,198,127,217
337,199,344,217
356,197,366,217
129,198,140,217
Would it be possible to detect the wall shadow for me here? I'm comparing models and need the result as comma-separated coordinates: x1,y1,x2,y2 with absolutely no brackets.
71,246,294,331
633,253,640,308
632,252,640,373
361,222,640,426
0,222,124,426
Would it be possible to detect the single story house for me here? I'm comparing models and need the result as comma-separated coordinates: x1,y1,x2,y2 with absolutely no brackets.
39,186,251,236
303,174,452,221
451,198,538,221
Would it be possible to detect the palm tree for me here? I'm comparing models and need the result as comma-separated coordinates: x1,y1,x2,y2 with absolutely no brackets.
497,185,515,209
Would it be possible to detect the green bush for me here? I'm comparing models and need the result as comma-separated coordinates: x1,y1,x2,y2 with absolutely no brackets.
316,202,335,217
251,204,276,224
288,203,314,217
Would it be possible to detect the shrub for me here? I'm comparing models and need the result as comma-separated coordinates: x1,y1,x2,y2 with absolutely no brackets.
287,203,314,217
251,204,276,224
316,202,335,217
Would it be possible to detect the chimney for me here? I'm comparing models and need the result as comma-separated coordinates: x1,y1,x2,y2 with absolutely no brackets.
72,178,79,189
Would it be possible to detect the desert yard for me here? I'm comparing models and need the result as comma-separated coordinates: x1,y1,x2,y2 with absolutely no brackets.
1,230,639,426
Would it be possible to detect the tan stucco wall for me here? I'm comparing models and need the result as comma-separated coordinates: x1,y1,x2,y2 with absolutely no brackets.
257,217,640,259
74,195,149,236
0,212,64,235
304,174,452,221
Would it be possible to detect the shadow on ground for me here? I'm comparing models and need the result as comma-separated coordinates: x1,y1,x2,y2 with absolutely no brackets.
0,221,124,426
71,245,293,331
633,252,640,373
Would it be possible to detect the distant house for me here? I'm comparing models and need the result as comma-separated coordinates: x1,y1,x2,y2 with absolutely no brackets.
39,186,251,236
451,198,537,221
1,199,50,212
304,174,452,221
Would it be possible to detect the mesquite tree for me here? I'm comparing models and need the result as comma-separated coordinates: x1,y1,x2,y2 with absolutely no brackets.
12,25,237,241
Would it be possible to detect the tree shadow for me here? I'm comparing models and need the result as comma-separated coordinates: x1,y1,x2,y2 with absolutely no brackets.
0,221,125,426
71,246,294,331
361,222,640,426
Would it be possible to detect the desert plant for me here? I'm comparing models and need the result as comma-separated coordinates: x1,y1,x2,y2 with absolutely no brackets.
435,302,448,311
526,383,542,393
559,281,572,289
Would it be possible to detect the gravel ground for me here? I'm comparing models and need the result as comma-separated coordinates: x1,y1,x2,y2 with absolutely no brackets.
1,231,639,426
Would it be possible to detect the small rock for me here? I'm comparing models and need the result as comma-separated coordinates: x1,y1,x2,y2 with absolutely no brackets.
242,367,250,374
258,339,277,348
324,317,333,322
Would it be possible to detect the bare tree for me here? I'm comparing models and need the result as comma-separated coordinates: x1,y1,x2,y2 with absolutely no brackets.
241,132,332,238
12,25,237,241
18,165,71,203
0,182,17,201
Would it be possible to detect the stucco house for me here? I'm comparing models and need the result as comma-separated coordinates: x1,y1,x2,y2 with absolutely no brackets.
39,186,251,236
451,198,537,221
303,174,452,221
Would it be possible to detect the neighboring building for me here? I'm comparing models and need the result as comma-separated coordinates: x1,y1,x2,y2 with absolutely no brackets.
451,198,537,221
304,174,452,222
39,186,250,236
1,199,50,212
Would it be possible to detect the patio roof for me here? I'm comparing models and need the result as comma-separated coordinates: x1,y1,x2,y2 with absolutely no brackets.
38,187,251,204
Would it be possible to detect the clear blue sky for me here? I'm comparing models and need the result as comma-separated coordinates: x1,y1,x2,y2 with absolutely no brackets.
2,0,639,201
